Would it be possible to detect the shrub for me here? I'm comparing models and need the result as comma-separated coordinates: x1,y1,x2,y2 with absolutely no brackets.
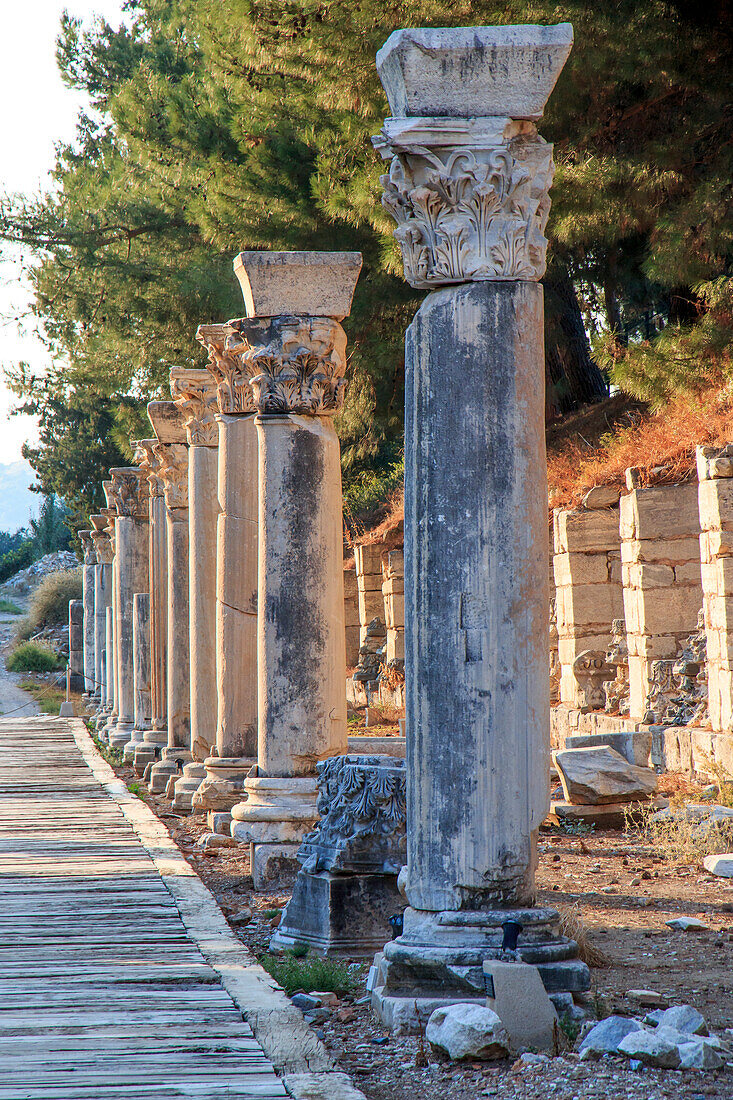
0,599,22,614
259,950,359,996
0,540,35,584
27,569,82,631
7,642,63,673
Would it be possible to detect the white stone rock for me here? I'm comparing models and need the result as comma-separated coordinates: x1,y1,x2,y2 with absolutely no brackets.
484,961,557,1052
617,1028,681,1068
582,485,622,510
554,745,658,805
376,24,574,120
233,251,362,320
426,1003,510,1061
665,917,708,931
627,989,666,1007
677,1039,724,1070
578,1015,643,1056
657,1005,707,1036
703,853,733,877
196,832,237,850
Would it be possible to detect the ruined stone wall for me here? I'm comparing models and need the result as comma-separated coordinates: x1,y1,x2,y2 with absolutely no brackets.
620,481,703,722
343,566,360,668
353,544,385,646
382,550,404,666
553,504,624,706
698,445,733,734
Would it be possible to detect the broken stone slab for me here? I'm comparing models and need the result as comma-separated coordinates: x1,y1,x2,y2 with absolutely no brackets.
548,795,668,830
626,989,666,1008
656,1004,707,1035
376,24,574,120
665,916,708,932
582,485,622,510
483,961,558,1052
554,745,658,805
426,1003,510,1061
579,1015,643,1056
703,853,733,877
677,1038,725,1070
617,1027,681,1068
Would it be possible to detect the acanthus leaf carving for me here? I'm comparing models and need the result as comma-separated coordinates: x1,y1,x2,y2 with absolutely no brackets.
152,443,189,511
132,439,164,499
78,530,96,566
90,529,114,565
170,366,220,446
109,468,149,519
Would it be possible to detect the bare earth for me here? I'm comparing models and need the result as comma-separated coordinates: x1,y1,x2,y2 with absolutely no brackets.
109,755,733,1100
0,605,39,720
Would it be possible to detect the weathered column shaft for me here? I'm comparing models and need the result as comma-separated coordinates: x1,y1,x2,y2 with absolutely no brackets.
68,599,84,690
105,606,114,710
79,532,96,695
90,519,113,708
133,592,151,734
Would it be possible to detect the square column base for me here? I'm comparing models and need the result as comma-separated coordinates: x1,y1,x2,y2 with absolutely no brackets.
171,762,208,812
133,744,161,776
191,757,255,813
271,870,404,957
249,842,301,891
147,748,192,793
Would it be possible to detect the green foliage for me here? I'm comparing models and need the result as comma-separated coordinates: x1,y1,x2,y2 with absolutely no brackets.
0,529,28,558
29,494,72,556
259,950,358,997
27,570,83,631
7,643,63,673
18,679,66,714
0,541,35,585
0,599,23,615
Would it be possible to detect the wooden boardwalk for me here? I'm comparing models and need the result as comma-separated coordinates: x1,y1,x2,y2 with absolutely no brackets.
0,717,287,1100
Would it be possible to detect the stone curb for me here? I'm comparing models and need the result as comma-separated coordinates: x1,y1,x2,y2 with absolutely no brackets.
69,718,368,1100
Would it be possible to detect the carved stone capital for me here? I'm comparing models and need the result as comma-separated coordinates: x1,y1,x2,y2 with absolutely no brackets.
79,530,96,565
196,323,258,416
152,443,189,510
90,528,114,565
132,439,164,498
109,467,149,519
231,316,347,416
297,754,406,874
374,117,554,287
170,366,220,447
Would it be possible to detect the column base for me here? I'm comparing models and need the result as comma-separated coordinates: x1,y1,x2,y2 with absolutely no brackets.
133,743,162,776
230,776,319,844
171,762,208,813
122,728,150,764
271,871,404,958
108,720,134,749
250,842,301,890
147,747,193,793
144,725,169,746
370,905,590,1034
191,757,256,813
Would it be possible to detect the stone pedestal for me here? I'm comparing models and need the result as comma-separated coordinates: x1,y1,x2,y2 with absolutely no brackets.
370,24,587,1030
89,518,113,707
223,252,359,880
79,531,96,696
147,436,192,793
124,592,152,763
107,469,150,750
195,324,262,808
68,599,84,692
272,755,406,956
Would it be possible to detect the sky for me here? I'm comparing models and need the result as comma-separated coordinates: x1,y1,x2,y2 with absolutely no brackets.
0,0,126,466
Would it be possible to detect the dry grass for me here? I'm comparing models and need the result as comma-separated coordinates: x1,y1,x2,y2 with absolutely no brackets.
547,383,733,511
557,903,612,968
626,799,733,865
356,488,404,549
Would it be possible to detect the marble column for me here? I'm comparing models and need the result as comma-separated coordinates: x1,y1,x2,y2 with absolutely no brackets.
79,531,96,697
108,468,150,752
192,324,259,815
131,437,168,775
133,592,152,741
169,366,220,811
147,429,192,794
369,25,588,1028
89,517,113,708
104,606,114,717
68,599,84,692
226,252,359,886
97,483,119,741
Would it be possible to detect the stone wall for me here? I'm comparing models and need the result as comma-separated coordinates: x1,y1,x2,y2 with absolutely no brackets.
353,544,385,645
620,481,703,721
697,445,733,733
382,550,404,666
553,504,624,706
343,565,360,668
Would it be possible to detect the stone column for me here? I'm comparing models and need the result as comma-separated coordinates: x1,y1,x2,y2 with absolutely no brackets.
89,517,113,708
370,25,588,1029
97,483,119,741
107,468,150,751
169,366,220,811
190,324,260,816
147,432,192,793
226,251,359,886
105,606,114,716
68,599,84,692
132,592,152,741
79,531,96,696
131,437,168,775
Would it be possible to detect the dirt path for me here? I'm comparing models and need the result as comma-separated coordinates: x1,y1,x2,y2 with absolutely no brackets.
0,607,39,720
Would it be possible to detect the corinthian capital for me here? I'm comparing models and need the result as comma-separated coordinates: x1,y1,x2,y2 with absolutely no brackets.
170,366,219,446
196,323,257,416
373,25,573,288
109,467,149,519
152,443,189,510
132,439,164,498
79,530,96,565
229,316,348,416
90,528,114,565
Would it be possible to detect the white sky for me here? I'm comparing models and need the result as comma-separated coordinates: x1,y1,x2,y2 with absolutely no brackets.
0,0,126,465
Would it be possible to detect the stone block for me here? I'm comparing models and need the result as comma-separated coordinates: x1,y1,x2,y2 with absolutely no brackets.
549,796,668,829
271,871,405,957
634,589,702,636
621,536,702,566
358,588,385,626
674,561,703,585
620,484,699,542
698,477,733,532
386,628,404,663
556,584,621,630
582,485,622,509
425,1003,509,1061
483,961,558,1053
553,552,610,587
564,730,652,767
233,250,362,320
386,549,404,578
343,569,357,600
554,745,658,805
382,576,404,597
626,633,678,660
556,508,620,554
385,593,404,629
345,625,360,667
354,544,384,577
250,842,301,890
